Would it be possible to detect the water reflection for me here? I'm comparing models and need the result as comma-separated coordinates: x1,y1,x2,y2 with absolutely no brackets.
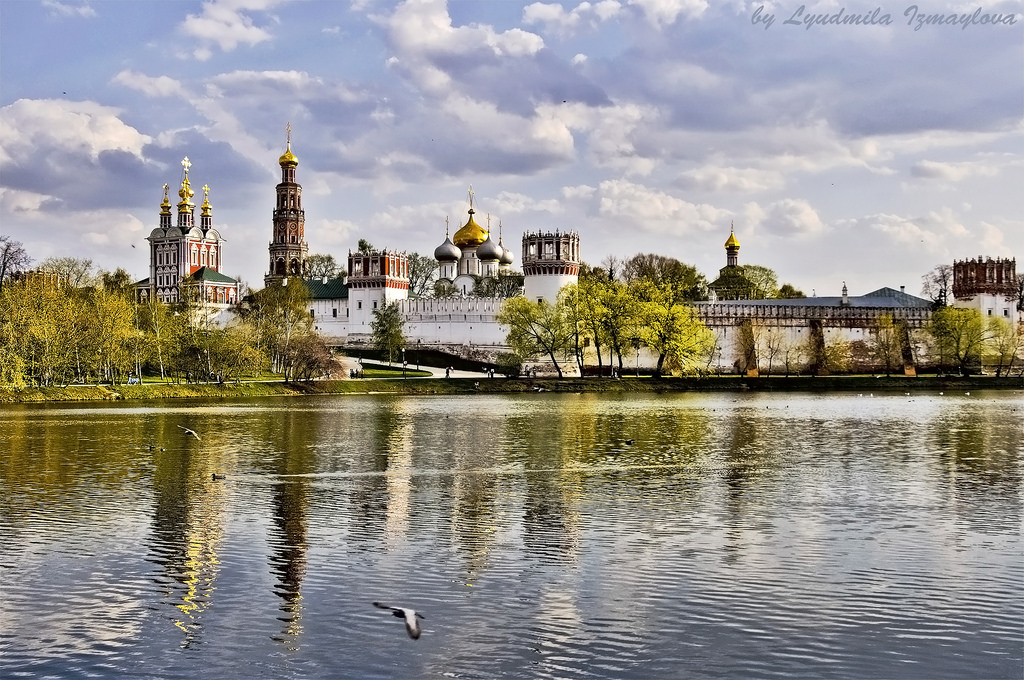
0,392,1020,680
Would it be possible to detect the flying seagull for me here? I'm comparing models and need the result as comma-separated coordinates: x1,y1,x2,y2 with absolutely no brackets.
373,602,425,639
176,425,200,440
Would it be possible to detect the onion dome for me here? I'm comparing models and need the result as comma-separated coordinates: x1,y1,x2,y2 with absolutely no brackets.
477,233,503,261
453,208,488,248
200,184,212,217
177,176,194,209
279,144,298,168
434,234,462,262
498,229,514,265
160,183,172,215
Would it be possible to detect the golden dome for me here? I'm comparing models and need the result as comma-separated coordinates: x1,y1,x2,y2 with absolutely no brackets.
160,183,172,215
725,229,740,249
279,144,298,168
453,208,488,248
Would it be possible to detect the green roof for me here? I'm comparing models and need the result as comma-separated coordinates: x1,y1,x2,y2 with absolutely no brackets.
303,276,349,299
187,267,237,284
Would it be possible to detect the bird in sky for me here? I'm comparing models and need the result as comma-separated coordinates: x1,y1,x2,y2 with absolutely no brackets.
176,425,200,440
373,602,425,639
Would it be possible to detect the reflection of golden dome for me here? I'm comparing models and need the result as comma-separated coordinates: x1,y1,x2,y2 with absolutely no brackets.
279,145,298,167
725,230,740,249
453,208,488,248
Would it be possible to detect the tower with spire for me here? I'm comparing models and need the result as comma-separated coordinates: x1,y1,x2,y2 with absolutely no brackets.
265,124,308,286
140,156,236,306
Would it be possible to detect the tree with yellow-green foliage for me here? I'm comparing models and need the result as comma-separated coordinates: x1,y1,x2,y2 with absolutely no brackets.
497,296,572,378
927,306,989,374
630,279,714,377
983,317,1022,377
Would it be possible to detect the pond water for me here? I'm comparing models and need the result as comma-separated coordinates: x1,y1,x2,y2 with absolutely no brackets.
1,390,1021,679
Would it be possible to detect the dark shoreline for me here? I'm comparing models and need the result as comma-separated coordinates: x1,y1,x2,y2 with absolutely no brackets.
2,374,1021,403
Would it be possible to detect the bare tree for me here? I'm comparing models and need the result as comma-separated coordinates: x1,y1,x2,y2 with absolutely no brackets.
0,235,31,291
38,256,99,288
407,252,439,298
921,264,953,309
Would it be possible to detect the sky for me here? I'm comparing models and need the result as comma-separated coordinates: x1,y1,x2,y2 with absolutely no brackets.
1,0,1022,298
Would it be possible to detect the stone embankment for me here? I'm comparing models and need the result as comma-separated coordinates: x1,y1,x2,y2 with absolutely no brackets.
1,375,1020,403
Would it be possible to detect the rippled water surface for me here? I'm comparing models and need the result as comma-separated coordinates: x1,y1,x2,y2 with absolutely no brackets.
1,391,1022,679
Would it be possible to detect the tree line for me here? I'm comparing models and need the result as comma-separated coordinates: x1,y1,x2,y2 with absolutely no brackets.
0,246,337,388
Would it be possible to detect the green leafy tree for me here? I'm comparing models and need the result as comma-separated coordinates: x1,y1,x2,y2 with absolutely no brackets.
984,317,1022,377
928,306,989,374
497,296,571,377
242,280,313,380
632,280,714,376
778,283,806,299
306,253,340,279
357,239,375,255
623,253,707,303
371,301,406,364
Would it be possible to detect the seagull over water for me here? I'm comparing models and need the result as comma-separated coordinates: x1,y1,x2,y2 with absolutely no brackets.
177,425,200,440
373,602,425,639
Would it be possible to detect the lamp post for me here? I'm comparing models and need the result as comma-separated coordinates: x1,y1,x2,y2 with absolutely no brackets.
416,338,421,370
402,346,407,379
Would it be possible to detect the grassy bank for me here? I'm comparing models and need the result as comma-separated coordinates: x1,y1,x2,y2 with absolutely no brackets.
1,374,1021,404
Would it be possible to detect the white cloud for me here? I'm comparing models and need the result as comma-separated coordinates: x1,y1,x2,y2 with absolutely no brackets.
0,187,55,214
677,166,782,193
180,0,285,60
42,0,95,18
627,0,708,26
758,198,824,237
909,159,999,182
384,0,544,94
111,71,186,99
0,99,151,166
596,179,727,233
312,218,359,247
523,1,623,36
493,191,564,215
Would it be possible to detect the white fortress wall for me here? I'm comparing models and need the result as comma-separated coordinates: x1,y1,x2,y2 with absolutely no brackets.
398,297,508,345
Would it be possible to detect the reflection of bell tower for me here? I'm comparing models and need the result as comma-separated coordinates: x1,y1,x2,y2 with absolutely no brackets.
265,124,308,286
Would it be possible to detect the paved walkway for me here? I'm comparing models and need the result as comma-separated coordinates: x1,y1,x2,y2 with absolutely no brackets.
337,356,492,379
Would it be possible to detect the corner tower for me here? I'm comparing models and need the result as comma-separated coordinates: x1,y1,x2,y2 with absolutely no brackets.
266,124,308,286
522,230,580,303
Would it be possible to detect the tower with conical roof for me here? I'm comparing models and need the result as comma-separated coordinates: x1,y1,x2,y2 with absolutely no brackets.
266,124,308,286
